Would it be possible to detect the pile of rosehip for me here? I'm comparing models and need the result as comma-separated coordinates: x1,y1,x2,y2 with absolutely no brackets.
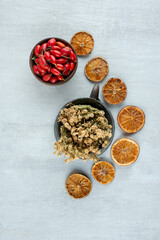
32,38,77,84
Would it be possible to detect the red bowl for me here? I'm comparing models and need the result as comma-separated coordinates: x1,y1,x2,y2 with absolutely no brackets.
29,37,78,86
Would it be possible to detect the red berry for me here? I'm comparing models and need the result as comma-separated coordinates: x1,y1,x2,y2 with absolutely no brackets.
40,43,47,53
50,50,62,58
56,63,64,71
51,45,61,51
33,65,40,75
51,68,61,76
35,45,41,57
47,66,51,73
39,57,49,69
44,51,51,60
70,62,75,71
37,65,46,75
50,55,56,65
40,71,46,76
57,75,64,81
63,67,70,76
64,63,70,71
50,77,58,83
70,51,76,62
35,58,40,65
56,58,67,64
42,74,52,82
38,54,44,59
47,38,56,47
61,47,70,56
56,42,66,48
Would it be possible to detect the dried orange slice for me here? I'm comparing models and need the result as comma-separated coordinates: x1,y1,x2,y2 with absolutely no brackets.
111,138,140,166
70,31,94,55
118,106,145,133
85,57,109,82
103,78,127,104
92,161,115,184
65,173,92,199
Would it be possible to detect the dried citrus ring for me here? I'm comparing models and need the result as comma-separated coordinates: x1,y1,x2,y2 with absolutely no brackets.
103,78,127,104
85,57,109,82
70,31,94,55
65,173,92,199
118,106,145,133
111,138,140,166
92,161,115,184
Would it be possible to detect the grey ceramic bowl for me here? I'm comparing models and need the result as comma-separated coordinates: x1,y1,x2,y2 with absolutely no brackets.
29,37,78,86
54,84,115,156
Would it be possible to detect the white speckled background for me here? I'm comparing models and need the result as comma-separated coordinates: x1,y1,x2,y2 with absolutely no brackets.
0,0,160,239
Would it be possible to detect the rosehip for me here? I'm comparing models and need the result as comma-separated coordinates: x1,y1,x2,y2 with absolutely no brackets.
33,65,40,75
40,71,46,76
57,75,64,81
51,45,61,51
35,58,40,65
47,66,51,73
56,58,67,64
39,57,49,69
50,55,56,65
40,43,47,53
35,45,41,57
63,67,70,76
44,51,51,60
56,63,64,71
37,65,46,75
70,51,76,62
56,42,66,48
42,74,52,82
50,50,62,58
63,69,69,76
64,63,70,71
61,47,70,56
47,38,56,47
50,77,58,83
70,62,75,71
38,54,44,58
51,68,61,76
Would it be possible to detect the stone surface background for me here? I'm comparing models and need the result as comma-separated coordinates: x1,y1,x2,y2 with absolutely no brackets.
0,0,160,239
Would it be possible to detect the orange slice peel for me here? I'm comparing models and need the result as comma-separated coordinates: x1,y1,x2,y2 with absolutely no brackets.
85,57,109,82
92,161,115,184
70,31,94,56
65,173,92,199
111,138,140,166
118,106,145,133
103,78,127,104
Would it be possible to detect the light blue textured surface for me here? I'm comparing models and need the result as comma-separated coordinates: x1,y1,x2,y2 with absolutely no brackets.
0,0,160,239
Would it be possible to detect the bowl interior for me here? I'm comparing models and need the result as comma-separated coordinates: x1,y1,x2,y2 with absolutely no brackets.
29,37,78,86
54,98,115,155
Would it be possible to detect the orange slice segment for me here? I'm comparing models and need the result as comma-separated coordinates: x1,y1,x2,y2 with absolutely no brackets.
111,138,140,166
118,106,145,133
65,174,92,199
103,78,127,104
85,57,109,82
92,161,115,184
70,32,94,55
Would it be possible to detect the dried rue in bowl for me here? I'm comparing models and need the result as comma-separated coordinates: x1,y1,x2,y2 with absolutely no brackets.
103,78,127,104
65,173,92,199
92,161,115,184
54,105,112,163
118,106,145,133
85,57,109,82
70,31,94,55
111,138,140,166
